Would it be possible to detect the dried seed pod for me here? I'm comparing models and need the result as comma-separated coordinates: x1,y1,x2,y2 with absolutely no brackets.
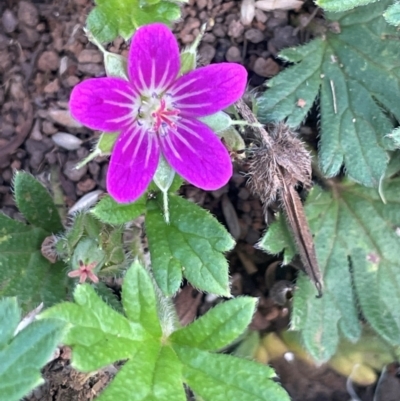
248,123,311,208
235,100,323,297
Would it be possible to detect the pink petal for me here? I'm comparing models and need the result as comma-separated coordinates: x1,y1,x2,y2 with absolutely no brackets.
68,270,81,278
128,23,180,93
69,78,139,131
79,272,88,283
160,118,232,190
88,272,99,284
169,64,247,118
107,125,160,203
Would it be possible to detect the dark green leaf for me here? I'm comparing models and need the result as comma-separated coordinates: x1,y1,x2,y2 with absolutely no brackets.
13,171,63,233
263,179,400,361
146,194,234,296
0,213,68,311
257,1,398,187
0,317,65,401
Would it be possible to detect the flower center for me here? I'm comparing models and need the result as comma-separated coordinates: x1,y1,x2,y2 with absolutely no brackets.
137,93,180,136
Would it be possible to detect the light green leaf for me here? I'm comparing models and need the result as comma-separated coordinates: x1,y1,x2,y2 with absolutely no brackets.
86,7,118,43
153,155,176,193
104,53,128,79
0,213,68,311
87,0,182,43
0,317,65,401
0,298,20,350
171,297,256,351
122,261,162,337
91,195,146,225
13,171,63,233
97,132,119,154
257,1,398,187
316,0,378,11
40,284,148,372
97,344,185,401
384,2,400,25
173,346,290,401
200,111,233,133
39,261,289,400
145,194,234,296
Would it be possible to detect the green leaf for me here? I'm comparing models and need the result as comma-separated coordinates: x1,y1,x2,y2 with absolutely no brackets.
13,171,63,233
0,213,68,311
257,1,399,187
171,297,257,351
200,111,233,133
173,346,290,401
316,0,377,11
258,213,296,265
87,0,182,43
384,2,400,25
91,195,146,224
40,286,148,372
40,261,288,400
104,53,128,79
97,344,185,401
86,7,118,43
0,298,20,350
145,194,234,296
122,261,162,337
0,315,65,401
264,180,400,361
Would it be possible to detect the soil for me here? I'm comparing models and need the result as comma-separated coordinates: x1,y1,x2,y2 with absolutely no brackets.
0,0,394,400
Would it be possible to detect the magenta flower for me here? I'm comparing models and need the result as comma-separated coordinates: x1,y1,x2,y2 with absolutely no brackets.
70,23,247,203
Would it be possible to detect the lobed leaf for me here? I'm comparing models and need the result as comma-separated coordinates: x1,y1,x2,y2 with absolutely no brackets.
264,179,400,361
257,1,399,187
39,261,289,400
145,194,234,296
0,314,65,401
